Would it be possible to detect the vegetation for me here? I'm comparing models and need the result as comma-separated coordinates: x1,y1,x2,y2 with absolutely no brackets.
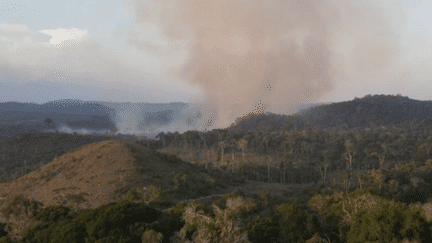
0,94,432,242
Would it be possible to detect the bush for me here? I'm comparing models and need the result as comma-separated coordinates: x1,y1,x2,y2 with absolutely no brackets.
305,233,330,243
274,202,312,242
0,194,45,221
0,222,8,239
345,199,432,243
400,206,432,242
246,215,279,243
151,203,186,242
260,189,270,209
142,229,163,243
121,185,165,204
23,201,162,243
31,204,75,222
0,236,12,243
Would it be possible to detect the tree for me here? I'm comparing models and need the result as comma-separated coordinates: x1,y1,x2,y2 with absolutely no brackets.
219,141,227,166
267,156,272,182
274,202,310,242
343,140,357,193
155,132,166,148
237,138,247,162
344,140,356,172
415,142,430,163
229,139,237,163
369,152,386,170
262,136,269,151
320,150,332,182
369,169,385,191
355,171,372,190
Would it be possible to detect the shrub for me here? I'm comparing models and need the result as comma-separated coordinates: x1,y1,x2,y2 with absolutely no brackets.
245,215,279,243
151,203,186,242
171,172,186,188
344,201,400,242
0,194,44,221
274,202,312,242
260,189,270,208
0,222,7,239
121,185,165,204
0,236,12,243
399,206,432,242
344,198,430,243
142,229,163,243
305,233,330,243
31,204,74,222
23,201,162,243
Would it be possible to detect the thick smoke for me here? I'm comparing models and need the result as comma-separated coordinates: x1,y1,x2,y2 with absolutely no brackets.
127,0,406,130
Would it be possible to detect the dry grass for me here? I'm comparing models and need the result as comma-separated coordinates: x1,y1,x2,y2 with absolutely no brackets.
0,140,231,238
0,139,338,241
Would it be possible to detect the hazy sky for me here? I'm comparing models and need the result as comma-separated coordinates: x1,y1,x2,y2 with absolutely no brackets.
1,0,432,127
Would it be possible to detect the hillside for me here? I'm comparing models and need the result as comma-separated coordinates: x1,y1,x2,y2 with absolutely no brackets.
0,139,244,211
0,139,249,239
227,94,432,133
0,100,115,117
297,94,432,129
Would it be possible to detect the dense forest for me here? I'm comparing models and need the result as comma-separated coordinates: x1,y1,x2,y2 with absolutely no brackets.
1,94,432,242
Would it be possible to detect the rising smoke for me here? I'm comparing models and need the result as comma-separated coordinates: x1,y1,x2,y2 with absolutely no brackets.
124,0,407,131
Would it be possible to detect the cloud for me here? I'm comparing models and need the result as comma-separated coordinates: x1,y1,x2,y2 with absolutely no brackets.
39,28,88,45
0,23,31,33
0,21,202,104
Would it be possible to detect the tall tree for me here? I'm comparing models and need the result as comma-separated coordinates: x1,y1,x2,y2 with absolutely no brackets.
237,138,248,161
262,136,270,151
369,152,386,170
219,141,227,166
344,140,356,172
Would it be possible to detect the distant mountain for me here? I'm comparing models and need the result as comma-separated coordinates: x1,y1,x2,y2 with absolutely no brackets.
227,94,432,132
297,94,432,129
0,99,115,117
0,100,196,138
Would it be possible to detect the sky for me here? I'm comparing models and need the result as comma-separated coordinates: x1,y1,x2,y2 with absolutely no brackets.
1,0,432,130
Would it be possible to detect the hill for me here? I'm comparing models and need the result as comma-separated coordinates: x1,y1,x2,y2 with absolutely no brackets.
0,139,248,238
227,94,432,133
0,100,115,117
297,94,432,129
0,139,245,211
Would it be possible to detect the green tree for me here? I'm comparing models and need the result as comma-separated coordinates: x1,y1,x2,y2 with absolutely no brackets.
261,189,270,208
345,199,432,243
274,202,310,243
142,229,163,243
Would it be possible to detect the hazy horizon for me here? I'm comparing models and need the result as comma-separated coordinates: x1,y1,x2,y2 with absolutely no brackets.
2,0,432,131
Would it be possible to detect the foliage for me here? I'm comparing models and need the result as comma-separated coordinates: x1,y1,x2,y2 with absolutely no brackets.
121,185,165,204
0,236,12,243
141,229,163,243
260,189,270,208
21,201,162,243
344,199,432,243
0,222,7,239
274,202,312,242
0,194,45,221
245,215,279,243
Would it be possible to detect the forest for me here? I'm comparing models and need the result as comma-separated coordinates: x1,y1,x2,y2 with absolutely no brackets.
0,94,432,242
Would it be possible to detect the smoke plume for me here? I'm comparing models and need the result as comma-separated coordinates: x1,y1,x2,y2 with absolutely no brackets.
127,0,406,130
